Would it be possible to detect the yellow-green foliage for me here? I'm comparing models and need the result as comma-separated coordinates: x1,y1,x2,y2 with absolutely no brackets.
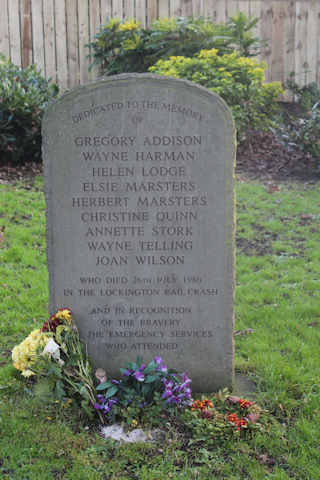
88,16,242,76
150,49,283,138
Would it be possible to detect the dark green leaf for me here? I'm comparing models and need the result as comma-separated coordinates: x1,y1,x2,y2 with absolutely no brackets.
105,385,118,399
96,381,113,390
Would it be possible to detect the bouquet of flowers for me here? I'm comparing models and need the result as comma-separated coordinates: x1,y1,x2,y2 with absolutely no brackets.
12,309,104,422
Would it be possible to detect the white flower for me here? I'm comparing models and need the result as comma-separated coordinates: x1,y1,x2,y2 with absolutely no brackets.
42,338,64,365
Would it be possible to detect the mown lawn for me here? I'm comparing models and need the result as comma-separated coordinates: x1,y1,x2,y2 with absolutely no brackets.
1,176,320,479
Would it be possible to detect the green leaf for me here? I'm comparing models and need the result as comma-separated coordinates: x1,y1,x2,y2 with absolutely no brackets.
55,380,66,400
79,385,90,399
144,360,156,374
105,385,118,399
141,384,151,395
145,374,160,383
96,381,112,390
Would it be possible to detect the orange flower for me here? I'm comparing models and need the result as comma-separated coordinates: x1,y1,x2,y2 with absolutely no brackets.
239,399,253,409
192,398,213,411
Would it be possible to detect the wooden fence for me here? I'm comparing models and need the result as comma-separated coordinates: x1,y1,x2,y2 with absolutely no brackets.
0,0,319,92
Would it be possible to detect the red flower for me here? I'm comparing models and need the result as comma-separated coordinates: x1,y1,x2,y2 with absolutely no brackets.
41,315,62,333
228,413,247,430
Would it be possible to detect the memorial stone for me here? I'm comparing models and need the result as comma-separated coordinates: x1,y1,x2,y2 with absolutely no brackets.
43,74,235,391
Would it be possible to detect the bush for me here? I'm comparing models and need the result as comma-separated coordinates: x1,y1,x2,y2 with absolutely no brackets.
149,49,283,138
279,79,320,161
0,57,59,164
287,103,320,159
88,15,263,76
286,76,320,113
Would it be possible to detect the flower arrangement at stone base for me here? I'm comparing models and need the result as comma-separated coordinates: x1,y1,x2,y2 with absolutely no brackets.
182,389,266,448
12,310,268,443
94,356,193,428
12,309,104,423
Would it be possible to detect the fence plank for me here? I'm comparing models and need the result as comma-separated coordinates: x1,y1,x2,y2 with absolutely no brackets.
305,0,320,85
31,0,45,72
260,0,273,82
100,0,112,23
136,0,147,26
248,0,261,42
192,0,204,17
204,0,218,23
282,0,295,100
159,0,170,18
295,0,308,86
90,0,101,36
113,0,123,19
181,0,193,17
43,0,56,81
147,0,158,25
55,0,68,89
78,0,90,84
8,0,21,66
216,0,226,24
239,0,249,19
170,0,182,17
66,0,79,88
123,0,135,19
270,2,285,84
0,0,10,57
89,0,101,80
225,0,238,19
20,0,32,68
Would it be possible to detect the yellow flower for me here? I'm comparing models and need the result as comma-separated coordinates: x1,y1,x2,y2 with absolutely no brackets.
119,20,140,31
55,308,72,324
131,419,138,428
63,398,73,408
198,49,218,59
12,329,49,376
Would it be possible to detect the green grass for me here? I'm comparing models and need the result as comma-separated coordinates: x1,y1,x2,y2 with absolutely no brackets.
1,177,320,479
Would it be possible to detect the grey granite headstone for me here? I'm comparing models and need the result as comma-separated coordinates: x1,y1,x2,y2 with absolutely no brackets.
43,74,235,392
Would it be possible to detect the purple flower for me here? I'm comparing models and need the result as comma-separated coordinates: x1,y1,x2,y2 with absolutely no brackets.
182,373,191,384
161,371,193,407
123,369,131,377
154,356,168,373
163,379,173,389
134,370,145,382
112,379,120,384
162,389,172,399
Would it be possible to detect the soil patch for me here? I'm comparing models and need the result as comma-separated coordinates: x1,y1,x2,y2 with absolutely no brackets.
0,161,42,187
236,130,320,182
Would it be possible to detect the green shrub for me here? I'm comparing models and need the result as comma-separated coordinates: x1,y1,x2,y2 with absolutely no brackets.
149,49,283,138
280,78,320,160
286,76,320,113
225,12,265,57
0,57,59,164
88,15,263,76
288,103,320,159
